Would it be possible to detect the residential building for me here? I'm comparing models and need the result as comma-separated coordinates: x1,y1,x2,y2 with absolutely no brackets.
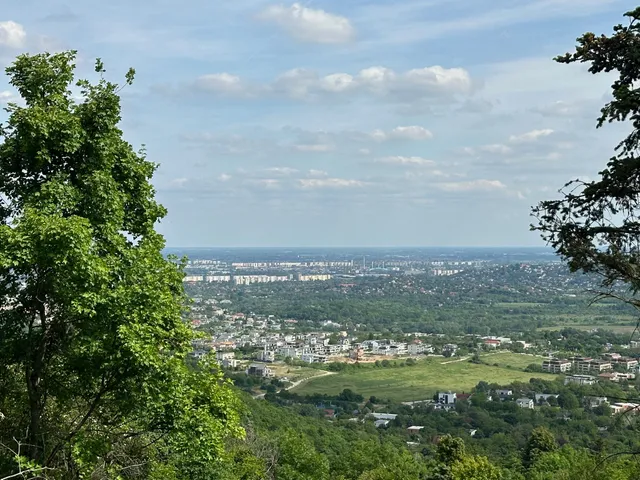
372,413,398,420
496,389,513,398
301,353,328,364
438,392,457,405
246,363,274,378
542,359,572,373
564,374,597,386
442,344,458,355
256,350,275,362
615,357,639,370
535,393,559,404
483,339,501,349
517,398,534,409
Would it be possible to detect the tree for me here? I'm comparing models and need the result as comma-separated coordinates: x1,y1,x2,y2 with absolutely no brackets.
0,52,242,477
557,392,579,410
523,427,557,468
276,431,330,480
532,7,640,312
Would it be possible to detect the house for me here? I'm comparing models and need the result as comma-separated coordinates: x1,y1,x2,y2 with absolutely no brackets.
483,339,501,349
442,344,458,355
407,426,425,432
535,393,559,404
516,398,534,409
375,420,389,428
496,389,513,398
221,358,239,369
256,350,275,362
564,374,596,386
542,359,572,373
372,413,397,420
408,342,433,355
301,353,328,364
598,372,620,382
438,392,457,405
585,396,608,408
246,363,274,378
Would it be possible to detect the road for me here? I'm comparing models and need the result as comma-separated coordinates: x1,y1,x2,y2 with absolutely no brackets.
253,370,336,399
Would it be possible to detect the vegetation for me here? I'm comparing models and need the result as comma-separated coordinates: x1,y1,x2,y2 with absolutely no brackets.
0,52,242,479
2,6,640,479
533,7,640,313
292,355,554,401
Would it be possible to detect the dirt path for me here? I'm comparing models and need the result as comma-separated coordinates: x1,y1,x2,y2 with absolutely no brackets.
253,370,336,399
439,351,508,365
285,370,336,391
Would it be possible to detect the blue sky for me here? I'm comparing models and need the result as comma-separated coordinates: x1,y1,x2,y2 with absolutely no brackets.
0,0,634,247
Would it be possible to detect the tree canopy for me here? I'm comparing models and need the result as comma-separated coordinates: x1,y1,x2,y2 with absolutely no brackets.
533,7,640,308
0,51,243,479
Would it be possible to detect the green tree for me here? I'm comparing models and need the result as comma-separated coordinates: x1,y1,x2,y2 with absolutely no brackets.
523,427,557,468
0,51,242,477
557,392,579,410
449,455,502,480
275,431,330,480
532,7,640,310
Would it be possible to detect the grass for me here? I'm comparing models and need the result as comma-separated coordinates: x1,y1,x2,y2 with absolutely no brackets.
291,354,554,402
538,324,639,334
482,352,547,370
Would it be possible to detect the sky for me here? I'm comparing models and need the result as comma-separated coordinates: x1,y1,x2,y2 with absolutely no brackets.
0,0,635,247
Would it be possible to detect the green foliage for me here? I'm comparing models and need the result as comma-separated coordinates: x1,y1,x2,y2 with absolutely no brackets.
0,51,242,478
523,427,557,468
276,430,330,480
533,7,640,305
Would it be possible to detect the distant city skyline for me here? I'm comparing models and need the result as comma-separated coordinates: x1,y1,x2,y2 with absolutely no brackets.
1,1,629,246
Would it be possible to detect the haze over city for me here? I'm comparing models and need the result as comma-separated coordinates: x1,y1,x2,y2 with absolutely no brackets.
0,0,631,246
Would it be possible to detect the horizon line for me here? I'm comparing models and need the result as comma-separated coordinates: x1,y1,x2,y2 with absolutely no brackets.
164,245,553,249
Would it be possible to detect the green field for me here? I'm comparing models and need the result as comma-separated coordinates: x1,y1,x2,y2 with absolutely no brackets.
538,324,638,334
291,354,554,402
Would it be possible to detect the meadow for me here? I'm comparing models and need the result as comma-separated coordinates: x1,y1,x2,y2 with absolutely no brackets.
291,353,554,402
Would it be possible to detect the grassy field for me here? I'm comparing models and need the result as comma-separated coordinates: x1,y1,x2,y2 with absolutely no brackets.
482,352,547,369
538,324,638,334
291,354,554,402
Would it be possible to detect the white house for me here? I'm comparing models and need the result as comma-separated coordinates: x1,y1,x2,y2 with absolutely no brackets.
516,398,534,409
564,374,596,386
438,392,457,405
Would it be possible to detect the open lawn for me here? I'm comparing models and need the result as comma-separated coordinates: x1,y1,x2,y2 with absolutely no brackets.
482,352,547,370
538,324,638,334
291,355,554,402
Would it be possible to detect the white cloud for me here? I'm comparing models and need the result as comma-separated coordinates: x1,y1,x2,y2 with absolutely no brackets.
258,3,355,44
479,144,512,155
298,178,364,189
195,64,472,101
218,173,232,182
308,169,328,177
194,73,252,97
358,148,371,155
266,167,298,175
372,125,433,141
361,0,620,47
293,143,334,152
0,21,26,48
0,90,15,104
509,129,554,143
250,179,281,189
376,156,436,166
437,179,506,192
